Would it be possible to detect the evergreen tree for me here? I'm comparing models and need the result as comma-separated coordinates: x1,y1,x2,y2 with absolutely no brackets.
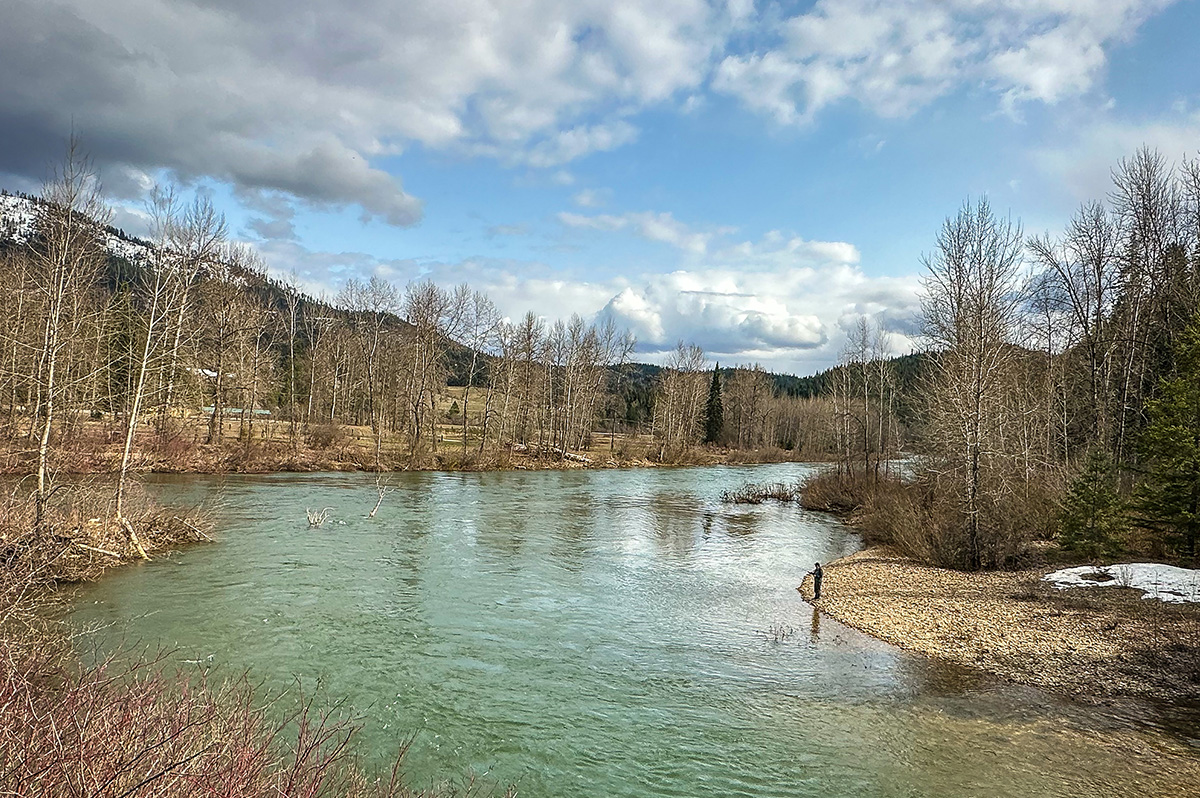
703,365,723,444
1059,448,1126,561
1134,313,1200,558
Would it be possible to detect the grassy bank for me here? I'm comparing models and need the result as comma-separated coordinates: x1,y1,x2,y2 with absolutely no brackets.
0,413,816,476
799,547,1200,703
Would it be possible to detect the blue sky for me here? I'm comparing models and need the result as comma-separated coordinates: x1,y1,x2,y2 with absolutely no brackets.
2,0,1198,374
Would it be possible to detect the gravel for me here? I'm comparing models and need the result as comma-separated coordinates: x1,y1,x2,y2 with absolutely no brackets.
801,547,1200,701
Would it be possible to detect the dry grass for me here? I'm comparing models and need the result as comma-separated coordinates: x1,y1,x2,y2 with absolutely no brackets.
804,469,1056,571
0,416,818,475
0,479,210,585
799,469,879,513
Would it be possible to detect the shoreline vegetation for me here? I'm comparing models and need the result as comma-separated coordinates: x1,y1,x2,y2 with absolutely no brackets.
1,485,516,797
0,414,821,478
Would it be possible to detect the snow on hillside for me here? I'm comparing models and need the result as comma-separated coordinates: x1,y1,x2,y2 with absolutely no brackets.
1044,564,1200,604
0,192,151,265
1,192,263,292
0,193,38,244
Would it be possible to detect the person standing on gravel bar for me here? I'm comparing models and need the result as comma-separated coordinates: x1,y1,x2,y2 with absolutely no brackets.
811,562,823,601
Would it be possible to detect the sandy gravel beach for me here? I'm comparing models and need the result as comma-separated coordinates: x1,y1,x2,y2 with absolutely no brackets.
801,547,1200,702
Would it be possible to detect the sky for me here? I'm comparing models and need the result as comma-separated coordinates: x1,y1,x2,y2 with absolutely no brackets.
1,0,1198,375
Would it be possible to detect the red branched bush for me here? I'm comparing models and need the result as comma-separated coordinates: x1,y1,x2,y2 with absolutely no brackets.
0,642,427,797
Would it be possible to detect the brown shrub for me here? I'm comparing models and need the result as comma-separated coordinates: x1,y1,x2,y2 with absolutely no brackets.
0,641,449,798
799,469,877,513
721,481,800,504
0,479,211,587
306,423,347,452
856,472,1052,570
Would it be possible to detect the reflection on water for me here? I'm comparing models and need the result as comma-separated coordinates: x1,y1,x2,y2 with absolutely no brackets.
67,464,1200,797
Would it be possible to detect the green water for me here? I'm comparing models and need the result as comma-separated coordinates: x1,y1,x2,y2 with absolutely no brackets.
69,465,1199,797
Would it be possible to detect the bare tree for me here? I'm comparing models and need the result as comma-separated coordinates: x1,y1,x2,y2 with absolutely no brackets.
654,342,707,460
921,198,1027,569
455,286,500,462
112,185,191,558
339,275,400,464
31,141,110,532
158,194,227,433
1029,201,1121,450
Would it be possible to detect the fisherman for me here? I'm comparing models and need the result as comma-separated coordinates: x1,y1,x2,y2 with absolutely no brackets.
811,562,823,601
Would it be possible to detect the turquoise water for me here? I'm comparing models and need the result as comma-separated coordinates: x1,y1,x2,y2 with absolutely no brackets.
68,464,1199,796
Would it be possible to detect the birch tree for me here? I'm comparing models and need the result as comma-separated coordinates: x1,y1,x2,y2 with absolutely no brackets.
921,198,1027,569
654,342,706,460
31,143,110,532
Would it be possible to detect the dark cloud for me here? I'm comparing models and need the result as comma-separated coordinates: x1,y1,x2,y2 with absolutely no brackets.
0,0,719,218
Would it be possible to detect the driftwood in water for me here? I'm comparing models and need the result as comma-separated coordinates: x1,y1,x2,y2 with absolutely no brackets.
368,474,394,518
306,507,333,527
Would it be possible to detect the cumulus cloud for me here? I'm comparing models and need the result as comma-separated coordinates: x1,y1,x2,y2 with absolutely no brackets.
595,231,920,366
713,0,1178,124
254,241,620,325
253,222,920,373
1,0,1175,226
553,209,921,368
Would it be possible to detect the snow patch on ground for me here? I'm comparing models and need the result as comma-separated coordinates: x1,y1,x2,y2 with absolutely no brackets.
1044,564,1200,604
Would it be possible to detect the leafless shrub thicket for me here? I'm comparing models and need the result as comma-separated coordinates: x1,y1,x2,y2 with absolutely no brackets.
0,641,506,797
720,481,800,504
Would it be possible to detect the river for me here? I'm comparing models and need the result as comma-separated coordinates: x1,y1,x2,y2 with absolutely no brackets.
67,464,1200,797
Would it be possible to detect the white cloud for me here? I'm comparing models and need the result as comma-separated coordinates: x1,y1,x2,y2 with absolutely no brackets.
522,121,640,168
713,0,1179,124
1,0,1180,227
551,210,921,369
558,209,735,254
1032,107,1200,202
572,188,611,208
595,232,920,368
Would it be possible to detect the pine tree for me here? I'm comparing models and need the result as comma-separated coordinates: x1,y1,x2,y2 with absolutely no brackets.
1134,312,1200,558
1059,448,1126,561
703,365,723,444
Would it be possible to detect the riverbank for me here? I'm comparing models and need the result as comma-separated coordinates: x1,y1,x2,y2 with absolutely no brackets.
0,420,815,476
0,490,484,796
801,547,1200,703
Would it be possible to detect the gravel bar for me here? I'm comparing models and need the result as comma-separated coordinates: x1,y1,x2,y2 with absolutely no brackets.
799,547,1200,702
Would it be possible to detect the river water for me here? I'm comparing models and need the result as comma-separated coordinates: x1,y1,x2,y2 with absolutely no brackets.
68,464,1199,797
